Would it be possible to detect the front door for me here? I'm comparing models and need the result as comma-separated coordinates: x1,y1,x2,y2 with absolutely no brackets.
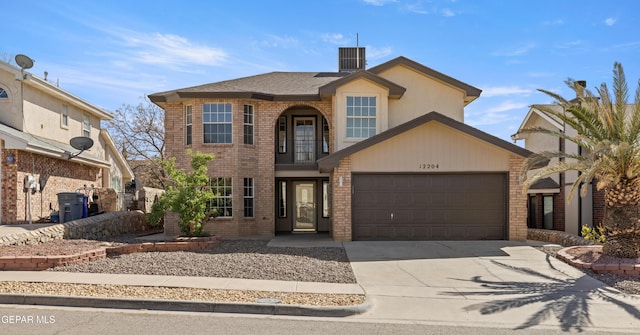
293,181,316,231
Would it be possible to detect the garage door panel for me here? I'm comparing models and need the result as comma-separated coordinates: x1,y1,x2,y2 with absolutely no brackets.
353,173,507,241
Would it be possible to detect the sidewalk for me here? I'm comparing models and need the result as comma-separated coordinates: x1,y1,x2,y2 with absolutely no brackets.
0,270,367,317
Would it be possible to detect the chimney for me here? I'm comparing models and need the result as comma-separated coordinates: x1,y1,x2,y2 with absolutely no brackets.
575,80,586,98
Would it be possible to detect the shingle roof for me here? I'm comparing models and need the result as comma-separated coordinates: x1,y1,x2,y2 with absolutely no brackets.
149,72,349,102
148,56,481,104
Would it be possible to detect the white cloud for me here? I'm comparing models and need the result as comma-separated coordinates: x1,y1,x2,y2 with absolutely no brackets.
121,33,228,69
365,45,393,60
362,0,397,5
482,86,534,97
260,34,300,48
604,17,617,26
491,43,536,57
441,8,456,17
467,101,528,126
555,40,583,49
321,33,348,45
542,19,564,26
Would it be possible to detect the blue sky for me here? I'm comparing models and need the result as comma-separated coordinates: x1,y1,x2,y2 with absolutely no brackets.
3,0,640,143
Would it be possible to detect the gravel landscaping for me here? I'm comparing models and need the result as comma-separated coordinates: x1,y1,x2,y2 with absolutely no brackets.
48,240,356,283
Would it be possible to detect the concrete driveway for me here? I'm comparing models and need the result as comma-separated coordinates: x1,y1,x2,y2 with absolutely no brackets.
344,240,640,332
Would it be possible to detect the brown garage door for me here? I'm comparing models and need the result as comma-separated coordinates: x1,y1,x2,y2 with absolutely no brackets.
352,173,507,240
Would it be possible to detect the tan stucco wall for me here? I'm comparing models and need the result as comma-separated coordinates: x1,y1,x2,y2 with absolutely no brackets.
0,68,24,130
524,113,560,185
376,64,466,126
351,122,512,172
334,78,389,151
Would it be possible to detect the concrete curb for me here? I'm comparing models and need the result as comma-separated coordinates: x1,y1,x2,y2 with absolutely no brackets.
0,293,372,317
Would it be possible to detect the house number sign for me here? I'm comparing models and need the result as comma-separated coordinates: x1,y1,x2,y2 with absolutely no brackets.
418,163,439,169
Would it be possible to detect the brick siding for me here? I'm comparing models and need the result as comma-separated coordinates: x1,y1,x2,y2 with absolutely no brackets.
509,155,528,240
163,99,332,238
2,148,102,224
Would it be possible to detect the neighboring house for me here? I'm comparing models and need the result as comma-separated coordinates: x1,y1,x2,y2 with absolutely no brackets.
0,59,134,224
511,86,605,236
149,49,532,241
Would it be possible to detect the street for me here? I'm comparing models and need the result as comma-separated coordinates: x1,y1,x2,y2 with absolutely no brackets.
0,305,632,335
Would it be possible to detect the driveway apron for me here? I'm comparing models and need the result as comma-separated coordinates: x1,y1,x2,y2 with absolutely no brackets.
344,241,640,332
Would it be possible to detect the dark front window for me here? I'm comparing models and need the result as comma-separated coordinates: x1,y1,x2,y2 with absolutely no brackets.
278,181,287,218
244,178,254,218
322,117,330,154
203,103,232,144
244,105,254,145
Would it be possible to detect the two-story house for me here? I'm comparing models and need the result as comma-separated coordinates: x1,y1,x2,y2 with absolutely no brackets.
511,87,605,236
150,49,532,241
0,57,133,224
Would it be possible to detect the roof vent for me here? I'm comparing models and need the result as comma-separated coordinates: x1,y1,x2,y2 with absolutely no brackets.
338,47,366,73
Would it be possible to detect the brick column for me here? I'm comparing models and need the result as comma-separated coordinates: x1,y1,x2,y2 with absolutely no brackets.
509,155,528,240
331,157,352,241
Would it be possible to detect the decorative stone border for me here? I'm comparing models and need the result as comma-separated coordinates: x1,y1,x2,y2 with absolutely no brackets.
0,236,220,271
557,246,640,277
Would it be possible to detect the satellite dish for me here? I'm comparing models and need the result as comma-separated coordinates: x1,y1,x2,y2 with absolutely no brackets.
68,136,94,159
15,54,34,70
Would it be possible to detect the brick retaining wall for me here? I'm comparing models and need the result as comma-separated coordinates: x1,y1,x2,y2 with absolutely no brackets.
0,236,220,270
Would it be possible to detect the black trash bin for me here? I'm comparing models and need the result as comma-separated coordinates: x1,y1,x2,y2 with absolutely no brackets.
57,192,85,223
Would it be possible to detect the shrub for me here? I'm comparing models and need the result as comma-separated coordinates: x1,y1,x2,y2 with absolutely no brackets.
581,226,605,243
148,150,217,237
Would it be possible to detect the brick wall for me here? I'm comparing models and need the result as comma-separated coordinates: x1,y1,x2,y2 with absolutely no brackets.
162,98,332,238
509,155,528,240
2,149,102,224
331,157,352,241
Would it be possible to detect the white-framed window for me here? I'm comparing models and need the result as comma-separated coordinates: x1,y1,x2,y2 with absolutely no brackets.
82,113,91,137
185,105,192,145
244,105,254,145
244,178,254,218
61,104,69,128
203,103,232,144
0,87,8,99
209,177,232,217
346,96,376,139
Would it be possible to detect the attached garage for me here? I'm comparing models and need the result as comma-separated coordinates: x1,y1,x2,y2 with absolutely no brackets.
352,173,507,240
318,112,532,242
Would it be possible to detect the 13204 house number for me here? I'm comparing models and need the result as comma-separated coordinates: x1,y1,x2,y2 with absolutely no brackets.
418,163,439,169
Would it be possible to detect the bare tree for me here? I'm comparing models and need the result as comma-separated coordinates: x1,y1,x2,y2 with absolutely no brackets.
108,97,167,188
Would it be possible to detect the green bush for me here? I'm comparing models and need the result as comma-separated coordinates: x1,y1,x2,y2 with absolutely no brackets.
581,225,605,243
148,150,217,237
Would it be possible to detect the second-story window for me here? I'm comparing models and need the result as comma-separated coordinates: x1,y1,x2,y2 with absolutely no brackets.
203,103,232,144
322,117,329,153
185,105,192,145
278,116,287,153
346,96,376,139
61,104,69,128
82,113,91,137
244,105,254,145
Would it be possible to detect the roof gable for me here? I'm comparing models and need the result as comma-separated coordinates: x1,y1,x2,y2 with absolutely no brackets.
318,70,406,99
368,56,482,103
318,111,531,171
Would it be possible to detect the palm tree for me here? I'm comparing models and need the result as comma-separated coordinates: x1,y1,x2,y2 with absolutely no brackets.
522,62,640,258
